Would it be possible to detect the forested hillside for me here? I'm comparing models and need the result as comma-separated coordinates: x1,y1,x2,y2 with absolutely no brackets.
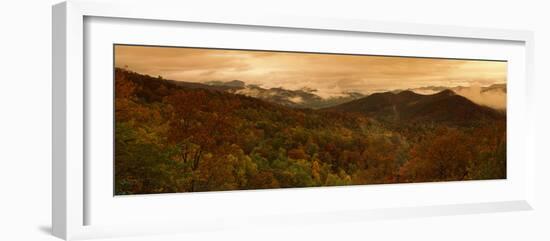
115,68,506,195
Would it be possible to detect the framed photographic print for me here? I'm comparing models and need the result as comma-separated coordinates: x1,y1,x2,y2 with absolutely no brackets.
113,44,508,194
52,0,535,240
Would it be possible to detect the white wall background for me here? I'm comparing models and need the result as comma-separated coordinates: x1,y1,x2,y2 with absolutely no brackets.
0,0,548,240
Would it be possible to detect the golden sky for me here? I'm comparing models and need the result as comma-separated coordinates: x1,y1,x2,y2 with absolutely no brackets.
114,45,507,98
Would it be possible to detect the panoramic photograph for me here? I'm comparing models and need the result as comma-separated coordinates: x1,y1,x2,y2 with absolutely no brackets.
114,44,507,195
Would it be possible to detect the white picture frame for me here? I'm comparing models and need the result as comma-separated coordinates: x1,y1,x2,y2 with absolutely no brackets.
52,0,535,240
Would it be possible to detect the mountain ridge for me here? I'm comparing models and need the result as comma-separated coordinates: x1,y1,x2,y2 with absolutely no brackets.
326,89,504,125
167,78,366,109
132,69,505,114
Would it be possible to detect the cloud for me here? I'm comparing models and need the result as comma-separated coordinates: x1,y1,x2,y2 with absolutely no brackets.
453,85,507,110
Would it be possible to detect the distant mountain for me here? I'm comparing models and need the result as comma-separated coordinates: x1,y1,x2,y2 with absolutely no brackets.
481,83,506,93
407,84,506,95
229,85,365,109
327,89,504,125
175,79,365,109
166,80,239,92
205,80,246,88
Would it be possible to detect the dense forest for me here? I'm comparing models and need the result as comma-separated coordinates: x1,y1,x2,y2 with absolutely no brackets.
114,68,506,195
